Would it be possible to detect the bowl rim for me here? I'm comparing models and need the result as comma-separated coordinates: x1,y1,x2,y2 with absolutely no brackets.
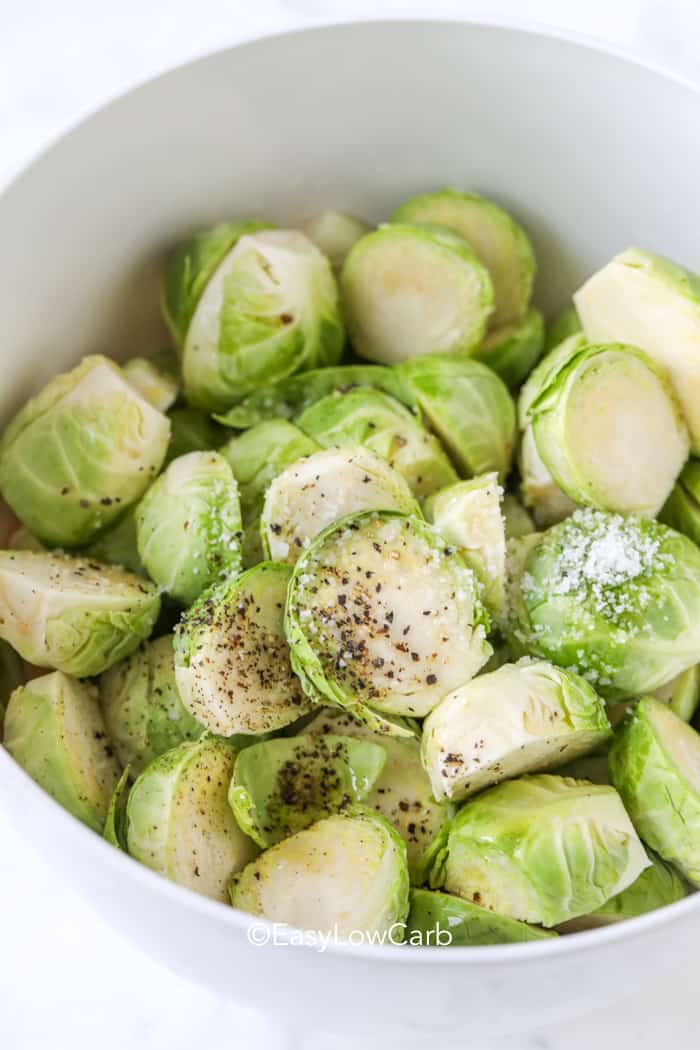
0,14,698,967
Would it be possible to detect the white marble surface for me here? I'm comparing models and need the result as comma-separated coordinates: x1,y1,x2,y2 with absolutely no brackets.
1,3,699,1048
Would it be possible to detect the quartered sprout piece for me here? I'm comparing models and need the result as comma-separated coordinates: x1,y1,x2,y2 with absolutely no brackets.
341,223,494,363
126,737,258,901
474,308,545,388
407,889,555,946
183,229,345,411
100,634,205,776
230,806,409,939
609,696,700,886
174,562,311,736
228,733,387,847
300,210,371,273
123,355,179,413
136,451,242,605
164,407,226,467
295,386,458,501
286,510,491,720
4,671,120,832
429,774,649,927
391,189,536,328
0,550,160,676
505,509,700,701
424,473,506,616
261,446,419,565
0,355,170,547
652,664,700,723
422,660,611,802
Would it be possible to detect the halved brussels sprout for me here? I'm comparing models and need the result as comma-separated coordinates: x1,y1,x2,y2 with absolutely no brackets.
575,247,700,452
183,229,345,411
100,635,205,775
518,425,576,528
473,309,545,388
0,550,160,676
391,189,535,328
407,889,555,946
422,660,611,802
174,562,310,735
230,805,409,938
522,341,689,517
165,407,225,466
504,509,700,700
123,355,179,413
502,493,535,539
81,509,143,576
424,473,505,616
609,696,700,885
545,304,581,352
4,671,120,831
136,451,242,605
162,220,270,348
305,707,451,880
429,774,649,926
103,766,130,849
262,447,419,565
342,223,494,363
396,353,516,480
295,386,457,501
0,356,171,547
126,737,258,901
229,733,387,847
652,664,700,723
0,639,24,733
300,210,371,273
286,511,491,721
661,458,700,548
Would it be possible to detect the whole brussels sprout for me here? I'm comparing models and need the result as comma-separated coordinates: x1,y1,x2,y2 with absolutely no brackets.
407,889,554,946
473,308,545,388
0,356,171,547
504,509,700,701
0,550,160,676
182,229,345,411
100,635,205,775
4,671,120,831
164,407,226,466
300,210,371,273
391,189,536,328
341,223,494,363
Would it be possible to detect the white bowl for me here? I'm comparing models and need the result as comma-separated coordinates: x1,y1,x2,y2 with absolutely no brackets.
1,19,699,1043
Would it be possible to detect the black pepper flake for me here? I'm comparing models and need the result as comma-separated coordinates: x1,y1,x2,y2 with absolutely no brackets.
426,674,437,685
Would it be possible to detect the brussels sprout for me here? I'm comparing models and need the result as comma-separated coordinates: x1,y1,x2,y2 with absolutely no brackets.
182,229,345,411
652,664,700,723
504,509,700,701
136,451,242,605
473,309,545,388
0,550,160,676
215,364,416,429
230,806,409,938
557,753,610,785
174,562,310,735
422,660,611,802
609,696,700,885
162,220,271,348
0,356,171,548
305,707,451,880
545,304,582,352
295,386,457,501
262,447,420,565
4,671,120,831
575,247,700,452
0,639,24,732
396,354,516,480
429,774,649,927
391,189,535,328
81,509,143,576
123,355,179,413
126,737,257,900
661,457,700,547
518,425,576,527
502,493,535,539
559,850,687,932
407,889,555,946
103,767,130,849
286,511,491,721
229,734,387,847
424,473,505,615
165,407,225,466
522,341,689,517
300,210,371,273
100,635,205,775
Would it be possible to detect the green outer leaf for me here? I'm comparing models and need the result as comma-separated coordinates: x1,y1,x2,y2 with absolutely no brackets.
586,850,687,925
473,308,545,388
660,458,700,547
407,889,555,946
81,508,144,576
0,639,24,735
103,766,131,849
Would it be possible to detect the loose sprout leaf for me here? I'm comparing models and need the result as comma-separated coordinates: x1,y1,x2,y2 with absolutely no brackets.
165,408,226,466
285,510,491,720
422,659,611,802
230,805,409,939
407,889,555,946
103,766,131,850
174,562,312,735
473,308,545,388
229,733,387,847
504,509,700,701
4,671,120,832
262,446,420,565
300,210,371,273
